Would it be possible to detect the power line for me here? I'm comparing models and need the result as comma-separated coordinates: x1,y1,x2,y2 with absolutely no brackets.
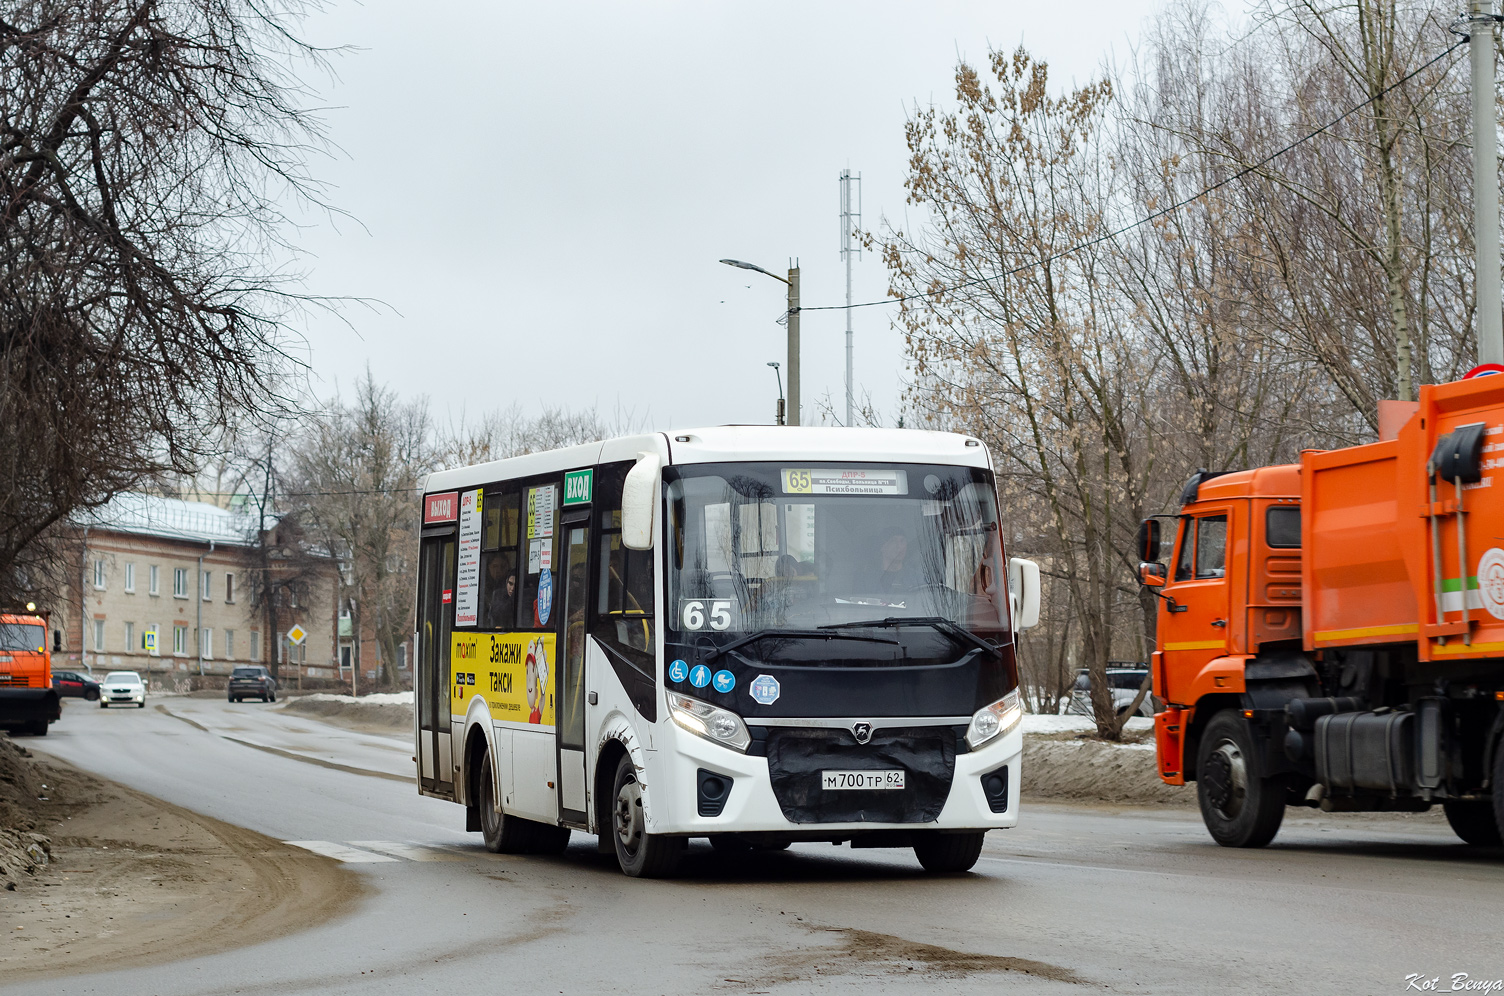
798,39,1466,315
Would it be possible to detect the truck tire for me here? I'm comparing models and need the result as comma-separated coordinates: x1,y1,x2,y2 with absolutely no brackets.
1442,801,1502,846
26,720,48,737
610,753,681,877
1496,745,1504,848
477,750,530,854
913,831,986,873
1196,710,1287,848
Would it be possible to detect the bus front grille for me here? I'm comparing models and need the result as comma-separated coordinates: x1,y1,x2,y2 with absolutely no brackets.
763,727,956,824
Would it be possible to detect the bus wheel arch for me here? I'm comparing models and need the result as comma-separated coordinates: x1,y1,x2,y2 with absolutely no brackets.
463,721,492,829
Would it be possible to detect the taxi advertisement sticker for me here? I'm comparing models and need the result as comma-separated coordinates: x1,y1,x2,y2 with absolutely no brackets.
450,631,556,727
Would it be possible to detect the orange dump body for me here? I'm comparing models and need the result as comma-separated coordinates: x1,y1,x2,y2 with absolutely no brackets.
1304,375,1504,663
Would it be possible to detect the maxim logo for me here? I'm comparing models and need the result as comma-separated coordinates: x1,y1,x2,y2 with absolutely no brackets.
852,722,873,744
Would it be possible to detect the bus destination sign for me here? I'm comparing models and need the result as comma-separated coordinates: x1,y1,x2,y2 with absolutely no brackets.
781,468,908,496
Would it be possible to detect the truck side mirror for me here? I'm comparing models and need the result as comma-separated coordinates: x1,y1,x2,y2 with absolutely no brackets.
1139,562,1167,588
1137,518,1161,562
621,451,661,551
1008,557,1041,630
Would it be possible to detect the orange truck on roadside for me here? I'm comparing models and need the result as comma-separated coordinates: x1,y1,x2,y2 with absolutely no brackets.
0,609,59,737
1139,373,1504,848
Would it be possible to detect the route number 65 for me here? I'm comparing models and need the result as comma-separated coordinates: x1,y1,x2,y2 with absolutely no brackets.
680,599,733,631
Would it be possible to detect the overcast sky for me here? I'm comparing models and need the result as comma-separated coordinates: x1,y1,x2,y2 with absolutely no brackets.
292,1,1170,433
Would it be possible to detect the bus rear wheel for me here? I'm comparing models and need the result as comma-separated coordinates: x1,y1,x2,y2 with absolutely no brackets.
913,831,985,873
1196,711,1286,848
611,754,681,878
477,750,530,854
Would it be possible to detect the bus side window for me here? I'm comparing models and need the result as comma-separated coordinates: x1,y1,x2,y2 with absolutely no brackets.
593,462,655,660
1173,518,1195,582
482,488,521,630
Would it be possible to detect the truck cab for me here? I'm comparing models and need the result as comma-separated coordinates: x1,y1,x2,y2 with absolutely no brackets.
0,610,60,736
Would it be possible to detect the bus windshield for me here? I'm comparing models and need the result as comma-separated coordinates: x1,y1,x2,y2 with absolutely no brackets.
664,462,1009,642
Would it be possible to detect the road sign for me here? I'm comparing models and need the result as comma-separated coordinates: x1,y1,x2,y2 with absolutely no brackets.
142,630,156,654
287,624,307,646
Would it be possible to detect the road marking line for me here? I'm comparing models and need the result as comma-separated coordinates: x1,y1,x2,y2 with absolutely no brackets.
348,840,465,862
284,840,399,863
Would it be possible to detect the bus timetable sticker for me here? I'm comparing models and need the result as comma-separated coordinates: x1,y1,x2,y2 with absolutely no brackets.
450,632,556,728
749,674,781,705
454,488,483,627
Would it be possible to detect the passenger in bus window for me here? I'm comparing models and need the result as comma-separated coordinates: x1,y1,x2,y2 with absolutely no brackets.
484,553,517,630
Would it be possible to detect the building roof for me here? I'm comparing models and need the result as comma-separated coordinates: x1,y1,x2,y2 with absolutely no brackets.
74,493,260,547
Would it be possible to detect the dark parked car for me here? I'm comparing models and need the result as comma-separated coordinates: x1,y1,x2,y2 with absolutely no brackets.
52,670,100,701
228,665,277,703
1067,663,1155,718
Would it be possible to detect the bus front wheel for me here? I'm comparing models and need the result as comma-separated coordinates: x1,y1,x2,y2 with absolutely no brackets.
478,750,530,853
611,754,681,878
913,831,985,873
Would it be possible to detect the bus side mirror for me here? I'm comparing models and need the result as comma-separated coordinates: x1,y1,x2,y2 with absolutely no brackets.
1008,557,1041,630
1137,518,1161,563
621,451,661,551
1139,562,1167,588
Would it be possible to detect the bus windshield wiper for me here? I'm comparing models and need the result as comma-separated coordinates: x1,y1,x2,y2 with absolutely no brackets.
819,616,1000,656
705,628,900,663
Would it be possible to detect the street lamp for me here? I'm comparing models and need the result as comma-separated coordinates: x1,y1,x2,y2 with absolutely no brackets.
767,361,785,426
721,258,800,426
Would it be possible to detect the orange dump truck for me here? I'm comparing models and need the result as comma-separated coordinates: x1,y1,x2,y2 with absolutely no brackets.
1139,373,1504,848
0,610,59,736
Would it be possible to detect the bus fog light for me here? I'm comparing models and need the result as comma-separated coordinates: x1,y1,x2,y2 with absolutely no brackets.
669,692,751,753
967,690,1021,750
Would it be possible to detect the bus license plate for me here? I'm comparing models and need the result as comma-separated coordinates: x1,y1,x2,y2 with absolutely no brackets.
822,770,904,791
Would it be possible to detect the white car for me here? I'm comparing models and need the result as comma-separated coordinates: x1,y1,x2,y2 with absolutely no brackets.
100,671,146,709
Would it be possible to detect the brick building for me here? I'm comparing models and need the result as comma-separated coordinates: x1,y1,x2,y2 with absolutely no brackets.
49,494,342,686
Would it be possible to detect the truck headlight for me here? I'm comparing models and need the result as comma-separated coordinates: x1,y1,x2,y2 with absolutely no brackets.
966,689,1022,750
668,692,751,753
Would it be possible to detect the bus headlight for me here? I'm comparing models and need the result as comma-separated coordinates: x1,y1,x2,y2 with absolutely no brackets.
966,689,1022,750
668,692,751,753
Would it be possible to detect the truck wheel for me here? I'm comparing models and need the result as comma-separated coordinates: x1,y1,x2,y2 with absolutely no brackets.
611,753,681,877
913,831,986,873
1196,711,1287,848
1442,801,1502,846
477,750,530,853
1496,745,1504,848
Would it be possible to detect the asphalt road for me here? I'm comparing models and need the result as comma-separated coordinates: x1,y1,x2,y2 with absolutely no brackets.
12,695,1504,995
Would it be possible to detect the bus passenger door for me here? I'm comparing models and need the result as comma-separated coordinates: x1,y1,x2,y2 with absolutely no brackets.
418,535,456,797
556,512,591,824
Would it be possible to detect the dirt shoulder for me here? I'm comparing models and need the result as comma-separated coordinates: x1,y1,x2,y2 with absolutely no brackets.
0,734,365,984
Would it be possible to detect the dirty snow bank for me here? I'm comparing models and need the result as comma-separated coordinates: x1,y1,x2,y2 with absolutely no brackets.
0,735,52,890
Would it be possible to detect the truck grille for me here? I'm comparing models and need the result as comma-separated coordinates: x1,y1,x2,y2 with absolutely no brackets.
0,675,35,687
763,727,956,824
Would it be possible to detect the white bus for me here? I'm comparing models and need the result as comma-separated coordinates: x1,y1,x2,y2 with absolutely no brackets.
414,427,1040,877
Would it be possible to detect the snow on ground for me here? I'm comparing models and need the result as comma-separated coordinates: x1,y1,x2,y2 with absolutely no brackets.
293,691,414,706
1022,714,1153,735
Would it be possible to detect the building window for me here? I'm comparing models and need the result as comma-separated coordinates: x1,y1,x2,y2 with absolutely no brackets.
124,622,134,651
201,570,212,601
149,565,160,595
173,567,187,598
93,618,105,652
340,645,352,670
93,559,106,590
124,563,135,593
201,628,213,660
225,573,235,603
250,630,261,661
398,643,408,670
173,624,187,656
225,629,235,659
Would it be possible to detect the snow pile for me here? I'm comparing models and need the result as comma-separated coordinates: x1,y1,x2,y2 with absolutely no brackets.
1022,714,1153,735
292,691,414,707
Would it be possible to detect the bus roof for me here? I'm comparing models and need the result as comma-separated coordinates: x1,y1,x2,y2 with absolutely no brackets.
423,426,992,495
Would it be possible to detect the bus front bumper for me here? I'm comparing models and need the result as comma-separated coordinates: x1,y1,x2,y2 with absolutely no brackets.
646,721,1022,837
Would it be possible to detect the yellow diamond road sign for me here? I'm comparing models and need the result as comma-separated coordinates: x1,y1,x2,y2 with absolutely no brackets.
287,624,308,646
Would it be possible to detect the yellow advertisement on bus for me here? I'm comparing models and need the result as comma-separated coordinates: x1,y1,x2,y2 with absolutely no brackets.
450,632,556,727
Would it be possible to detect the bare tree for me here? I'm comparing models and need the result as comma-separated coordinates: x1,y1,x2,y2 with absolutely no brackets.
288,372,431,689
0,0,337,606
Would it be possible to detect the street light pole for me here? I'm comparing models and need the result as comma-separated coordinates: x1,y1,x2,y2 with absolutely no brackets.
786,264,800,426
1471,0,1503,366
721,257,800,426
767,362,785,425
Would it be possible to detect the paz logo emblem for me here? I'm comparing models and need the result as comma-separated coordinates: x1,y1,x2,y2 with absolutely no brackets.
852,722,873,744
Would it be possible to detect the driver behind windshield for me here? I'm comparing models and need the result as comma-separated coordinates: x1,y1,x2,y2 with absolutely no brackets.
874,525,917,592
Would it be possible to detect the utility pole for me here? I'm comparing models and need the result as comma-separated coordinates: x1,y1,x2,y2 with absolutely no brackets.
1473,0,1503,365
839,170,861,426
786,263,800,426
